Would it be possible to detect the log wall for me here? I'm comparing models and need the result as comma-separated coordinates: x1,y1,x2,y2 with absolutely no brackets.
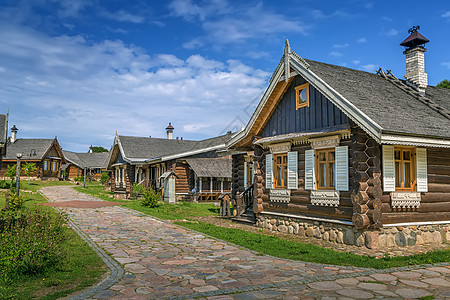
231,154,245,200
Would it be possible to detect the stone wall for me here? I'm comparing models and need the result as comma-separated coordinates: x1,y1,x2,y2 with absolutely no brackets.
256,214,449,249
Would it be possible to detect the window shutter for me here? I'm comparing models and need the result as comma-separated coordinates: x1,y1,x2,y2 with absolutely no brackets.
287,151,298,190
382,145,395,192
244,162,248,188
305,149,315,190
335,146,349,191
266,154,273,189
416,148,428,192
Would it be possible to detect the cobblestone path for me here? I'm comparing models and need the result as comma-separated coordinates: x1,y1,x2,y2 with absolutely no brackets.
41,186,450,299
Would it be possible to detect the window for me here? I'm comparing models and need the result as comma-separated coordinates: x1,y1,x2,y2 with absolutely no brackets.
52,162,57,172
394,147,415,191
44,161,48,171
273,153,288,188
295,83,310,110
316,148,336,189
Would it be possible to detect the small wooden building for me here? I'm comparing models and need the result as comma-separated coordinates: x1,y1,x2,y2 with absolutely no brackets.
107,127,233,200
228,32,450,248
1,126,66,180
62,150,109,181
0,114,8,167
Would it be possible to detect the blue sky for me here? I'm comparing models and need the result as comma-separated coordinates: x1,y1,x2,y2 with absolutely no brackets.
0,0,449,152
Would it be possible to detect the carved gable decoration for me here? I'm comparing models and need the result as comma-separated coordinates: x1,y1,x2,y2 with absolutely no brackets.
270,189,290,203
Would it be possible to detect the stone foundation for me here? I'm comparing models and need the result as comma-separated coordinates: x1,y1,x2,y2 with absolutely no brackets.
256,214,450,249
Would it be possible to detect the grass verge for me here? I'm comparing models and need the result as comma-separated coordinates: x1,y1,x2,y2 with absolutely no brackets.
123,201,219,220
0,181,106,299
175,221,450,270
73,182,125,202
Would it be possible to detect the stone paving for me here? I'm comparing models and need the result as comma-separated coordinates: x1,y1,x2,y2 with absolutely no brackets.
41,186,450,300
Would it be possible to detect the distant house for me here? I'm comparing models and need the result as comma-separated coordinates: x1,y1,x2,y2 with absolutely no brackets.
1,126,66,180
0,114,8,166
62,149,109,181
227,30,450,248
107,124,233,200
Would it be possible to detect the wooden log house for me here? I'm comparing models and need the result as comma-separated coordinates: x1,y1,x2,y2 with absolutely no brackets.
1,126,66,180
227,31,450,248
62,150,109,181
0,114,8,167
106,125,232,200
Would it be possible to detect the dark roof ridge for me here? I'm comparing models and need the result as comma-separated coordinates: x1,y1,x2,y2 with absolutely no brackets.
376,68,450,121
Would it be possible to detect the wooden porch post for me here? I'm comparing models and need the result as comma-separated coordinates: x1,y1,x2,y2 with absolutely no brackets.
221,177,224,193
210,177,213,193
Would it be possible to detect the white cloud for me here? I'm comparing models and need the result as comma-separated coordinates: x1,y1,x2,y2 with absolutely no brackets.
0,24,269,151
442,11,450,18
442,62,450,69
385,29,399,37
332,43,349,49
329,51,342,57
170,1,307,46
352,60,361,65
102,10,144,23
357,37,367,43
361,64,377,72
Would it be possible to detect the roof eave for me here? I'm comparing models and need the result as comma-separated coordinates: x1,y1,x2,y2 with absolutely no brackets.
160,144,225,162
380,133,450,148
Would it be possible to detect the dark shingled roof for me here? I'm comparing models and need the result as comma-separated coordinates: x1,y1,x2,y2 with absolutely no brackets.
305,59,450,139
118,132,233,160
3,139,56,160
186,158,232,178
63,151,109,169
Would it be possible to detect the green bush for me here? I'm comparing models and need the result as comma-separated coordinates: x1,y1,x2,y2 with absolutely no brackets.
140,188,160,208
5,192,24,210
0,208,66,279
100,171,110,185
0,180,11,189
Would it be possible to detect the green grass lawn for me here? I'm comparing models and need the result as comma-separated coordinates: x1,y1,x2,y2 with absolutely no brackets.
124,201,219,220
176,221,450,270
19,179,74,193
73,182,126,202
0,181,106,299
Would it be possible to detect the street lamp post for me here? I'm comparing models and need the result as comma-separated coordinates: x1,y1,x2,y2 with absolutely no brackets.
16,153,22,195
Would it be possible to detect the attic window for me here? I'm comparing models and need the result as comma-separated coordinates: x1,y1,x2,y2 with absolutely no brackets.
295,83,310,110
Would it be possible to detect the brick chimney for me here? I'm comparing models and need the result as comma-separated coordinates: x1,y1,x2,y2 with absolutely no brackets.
400,26,429,94
10,125,18,143
165,122,174,139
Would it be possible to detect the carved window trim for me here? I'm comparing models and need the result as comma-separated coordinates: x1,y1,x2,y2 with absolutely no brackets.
295,83,310,110
270,189,290,203
391,192,421,209
310,190,340,207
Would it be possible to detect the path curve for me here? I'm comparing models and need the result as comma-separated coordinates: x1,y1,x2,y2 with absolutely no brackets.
41,186,450,300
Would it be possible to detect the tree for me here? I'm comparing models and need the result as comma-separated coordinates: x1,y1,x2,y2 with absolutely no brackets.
90,146,108,153
22,162,37,184
437,79,450,89
100,171,110,185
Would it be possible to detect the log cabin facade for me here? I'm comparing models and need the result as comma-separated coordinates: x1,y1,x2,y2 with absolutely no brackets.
1,126,66,180
107,129,233,200
62,150,109,181
228,34,450,248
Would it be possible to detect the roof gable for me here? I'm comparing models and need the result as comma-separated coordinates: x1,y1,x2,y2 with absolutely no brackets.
228,40,450,149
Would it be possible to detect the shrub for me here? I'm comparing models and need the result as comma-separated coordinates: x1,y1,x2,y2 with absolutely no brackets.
100,171,110,185
0,180,11,189
140,188,160,208
5,192,24,210
0,208,66,279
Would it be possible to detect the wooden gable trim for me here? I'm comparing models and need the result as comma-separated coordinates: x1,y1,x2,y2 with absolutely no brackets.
228,42,384,150
42,139,66,164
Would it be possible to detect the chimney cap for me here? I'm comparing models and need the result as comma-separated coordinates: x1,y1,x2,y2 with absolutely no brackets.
400,26,429,49
11,125,18,131
165,122,174,130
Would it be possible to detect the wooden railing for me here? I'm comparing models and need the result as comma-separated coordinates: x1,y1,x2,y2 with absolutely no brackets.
235,183,254,217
